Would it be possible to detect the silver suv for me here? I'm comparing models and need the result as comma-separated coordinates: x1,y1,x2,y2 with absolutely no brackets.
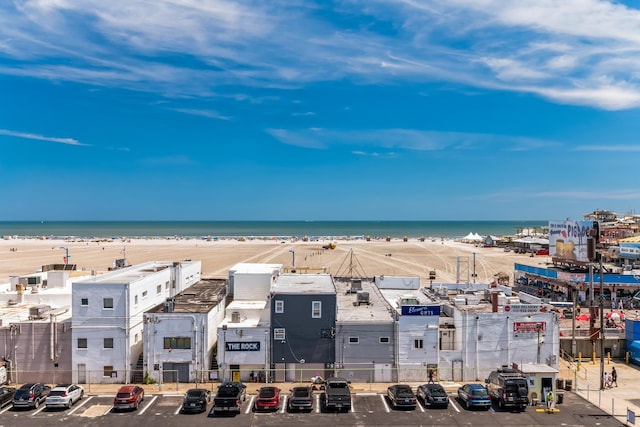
45,384,84,409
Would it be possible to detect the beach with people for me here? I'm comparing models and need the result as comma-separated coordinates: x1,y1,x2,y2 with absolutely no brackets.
0,235,546,286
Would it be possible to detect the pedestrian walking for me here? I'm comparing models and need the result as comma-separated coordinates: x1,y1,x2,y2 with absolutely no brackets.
611,367,618,387
250,370,255,383
428,369,434,384
604,372,611,388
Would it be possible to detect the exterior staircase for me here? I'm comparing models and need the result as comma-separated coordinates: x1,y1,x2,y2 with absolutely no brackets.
132,353,144,383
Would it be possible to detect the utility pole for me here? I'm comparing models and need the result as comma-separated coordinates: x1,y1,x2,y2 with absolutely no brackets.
599,256,605,390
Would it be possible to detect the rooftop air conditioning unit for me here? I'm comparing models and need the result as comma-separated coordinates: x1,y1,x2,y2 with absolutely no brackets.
231,311,241,323
356,291,370,305
29,304,51,319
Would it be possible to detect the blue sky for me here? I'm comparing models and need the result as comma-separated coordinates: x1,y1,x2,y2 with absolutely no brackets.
1,0,640,221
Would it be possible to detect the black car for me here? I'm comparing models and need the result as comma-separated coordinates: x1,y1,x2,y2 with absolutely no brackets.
417,383,449,408
181,388,211,413
386,384,417,410
288,386,313,412
0,387,16,407
12,383,51,409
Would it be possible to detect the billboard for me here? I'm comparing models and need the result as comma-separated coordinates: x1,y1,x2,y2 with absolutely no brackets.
549,220,595,263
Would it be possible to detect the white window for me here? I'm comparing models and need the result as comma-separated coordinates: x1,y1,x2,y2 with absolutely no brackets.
274,328,286,341
156,285,162,294
275,300,284,313
379,337,390,344
142,290,148,298
414,339,424,349
104,338,114,349
77,338,87,349
103,298,114,309
312,301,322,318
165,281,169,290
80,298,89,306
348,337,359,344
134,295,138,305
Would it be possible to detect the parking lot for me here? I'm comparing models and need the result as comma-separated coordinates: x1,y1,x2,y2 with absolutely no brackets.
0,389,624,427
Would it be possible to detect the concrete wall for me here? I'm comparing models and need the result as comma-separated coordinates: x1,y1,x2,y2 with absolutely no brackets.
335,321,395,382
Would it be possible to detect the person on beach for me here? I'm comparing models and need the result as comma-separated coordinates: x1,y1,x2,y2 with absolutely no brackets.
611,367,618,387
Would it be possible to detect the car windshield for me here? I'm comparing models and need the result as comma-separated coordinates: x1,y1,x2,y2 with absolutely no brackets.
395,387,414,397
186,390,204,398
217,388,238,398
259,388,277,398
116,392,132,398
471,389,488,396
14,390,30,398
292,388,309,397
49,391,66,397
505,382,525,393
428,385,445,394
329,382,348,388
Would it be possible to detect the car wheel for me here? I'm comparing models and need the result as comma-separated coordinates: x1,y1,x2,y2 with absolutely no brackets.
80,391,84,400
34,399,39,409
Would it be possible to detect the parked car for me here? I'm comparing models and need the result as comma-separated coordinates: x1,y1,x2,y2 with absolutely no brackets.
254,386,281,411
287,386,313,412
113,385,144,411
386,384,417,410
45,384,84,409
0,386,16,407
485,366,529,411
416,383,449,408
457,383,491,410
322,377,352,412
212,381,247,414
12,383,51,409
180,388,211,413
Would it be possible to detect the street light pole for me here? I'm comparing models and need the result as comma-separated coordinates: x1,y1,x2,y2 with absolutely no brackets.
536,323,542,364
59,246,69,265
289,250,295,268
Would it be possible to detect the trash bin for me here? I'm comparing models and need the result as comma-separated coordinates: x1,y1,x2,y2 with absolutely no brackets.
556,378,565,390
565,379,573,391
556,392,564,404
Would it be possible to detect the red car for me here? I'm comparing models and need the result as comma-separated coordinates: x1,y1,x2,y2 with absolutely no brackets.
254,386,280,411
113,385,144,411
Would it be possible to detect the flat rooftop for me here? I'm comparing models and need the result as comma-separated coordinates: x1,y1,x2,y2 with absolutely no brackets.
230,263,282,274
147,278,226,314
75,260,193,284
335,278,394,323
272,273,336,294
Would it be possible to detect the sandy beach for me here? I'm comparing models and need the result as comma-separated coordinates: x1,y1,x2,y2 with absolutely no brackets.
0,237,546,286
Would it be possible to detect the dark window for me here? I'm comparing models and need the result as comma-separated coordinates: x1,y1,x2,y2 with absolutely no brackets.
163,337,191,350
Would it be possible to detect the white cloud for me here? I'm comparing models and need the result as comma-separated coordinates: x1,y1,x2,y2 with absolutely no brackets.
0,128,87,146
267,128,557,152
2,1,640,109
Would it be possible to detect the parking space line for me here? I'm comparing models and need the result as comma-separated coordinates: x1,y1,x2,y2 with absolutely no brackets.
417,399,425,412
103,405,113,416
379,394,390,412
138,395,157,415
32,404,46,415
174,404,182,415
245,395,255,414
68,396,93,415
0,404,12,415
314,394,320,413
449,397,460,413
280,395,287,413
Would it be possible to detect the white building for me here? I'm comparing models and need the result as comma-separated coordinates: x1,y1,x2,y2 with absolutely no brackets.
143,278,226,384
71,260,201,384
216,263,281,383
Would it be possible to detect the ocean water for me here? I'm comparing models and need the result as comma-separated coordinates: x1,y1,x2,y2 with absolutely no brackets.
0,220,548,239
